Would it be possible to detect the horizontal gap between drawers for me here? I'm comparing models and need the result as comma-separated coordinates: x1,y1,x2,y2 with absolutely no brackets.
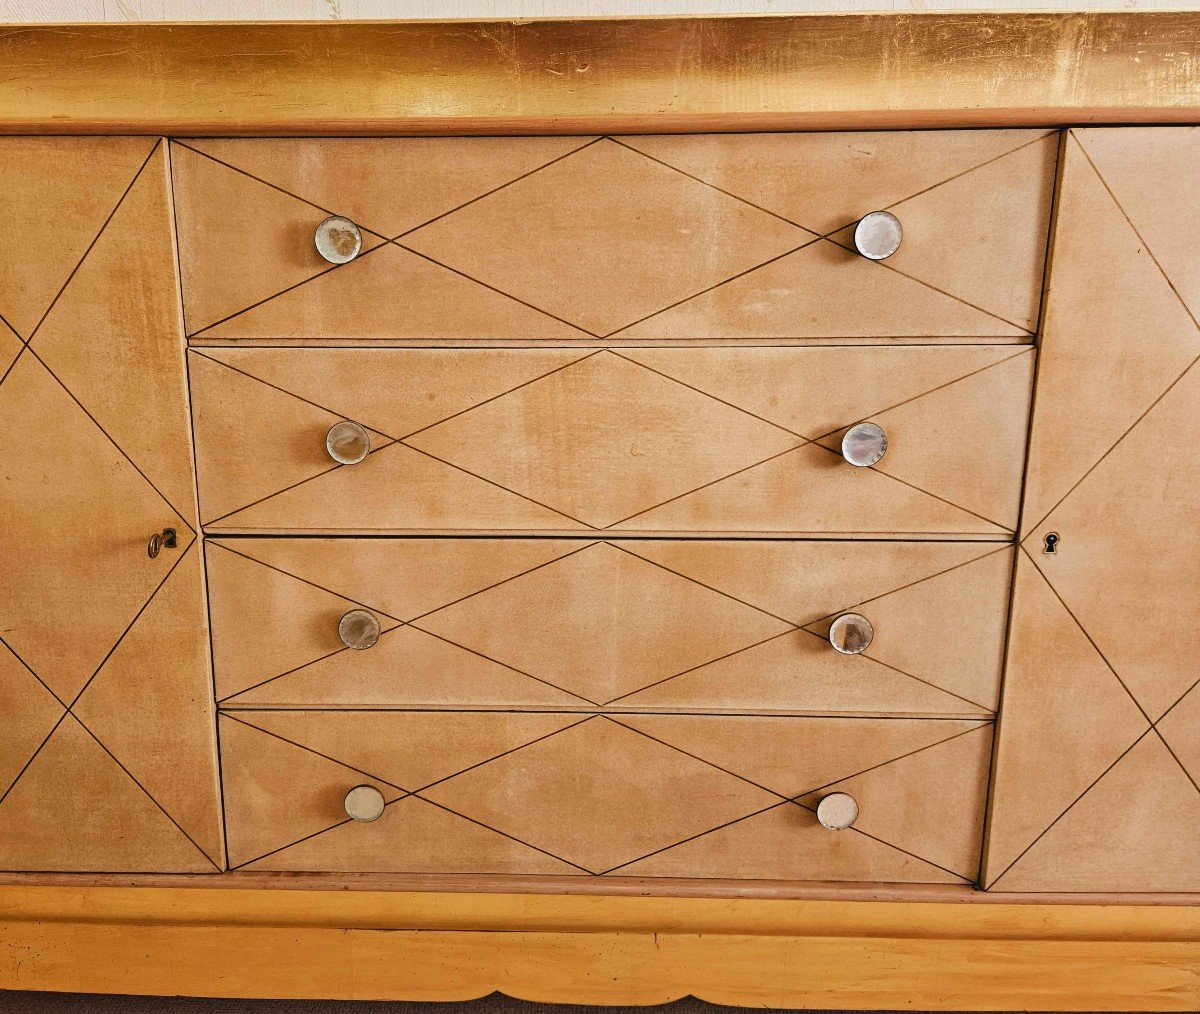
204,531,1016,542
188,337,1038,349
218,706,994,719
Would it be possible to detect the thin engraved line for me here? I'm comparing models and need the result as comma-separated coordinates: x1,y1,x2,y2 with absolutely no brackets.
403,541,597,625
1023,544,1153,725
406,714,596,796
807,626,994,713
0,712,67,807
216,641,365,705
0,340,24,388
602,628,798,708
606,348,809,440
27,344,197,537
392,242,598,338
810,347,1035,441
204,539,407,622
597,798,788,875
0,309,23,345
229,813,360,870
199,436,397,529
190,349,401,440
398,441,597,530
171,140,387,233
804,544,1011,625
818,236,1035,335
410,795,594,875
987,730,1149,890
599,238,819,341
188,242,391,338
27,140,160,346
797,722,993,800
608,136,822,235
67,542,197,711
603,540,800,627
0,634,68,708
1020,353,1200,542
392,136,605,241
1072,132,1200,333
809,439,1014,532
1152,726,1200,798
611,714,990,803
603,444,805,530
398,349,604,442
219,711,410,791
69,716,221,871
403,623,601,708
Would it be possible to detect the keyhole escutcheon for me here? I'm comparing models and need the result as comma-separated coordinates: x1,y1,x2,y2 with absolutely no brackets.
1043,532,1060,555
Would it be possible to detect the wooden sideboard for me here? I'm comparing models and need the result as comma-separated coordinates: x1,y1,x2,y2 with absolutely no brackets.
1,14,1199,1010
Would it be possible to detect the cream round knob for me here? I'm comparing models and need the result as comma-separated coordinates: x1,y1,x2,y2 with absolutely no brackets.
326,421,370,465
829,612,873,655
338,609,381,651
841,421,887,467
344,784,385,823
314,215,362,264
816,792,859,830
853,211,902,261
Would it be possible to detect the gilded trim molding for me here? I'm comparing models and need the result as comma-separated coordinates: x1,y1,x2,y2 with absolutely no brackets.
0,13,1198,135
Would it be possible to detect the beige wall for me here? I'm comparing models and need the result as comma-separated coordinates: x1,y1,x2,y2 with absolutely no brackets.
0,0,1187,20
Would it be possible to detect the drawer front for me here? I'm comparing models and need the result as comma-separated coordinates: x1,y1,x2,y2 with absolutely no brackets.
208,538,1011,716
173,131,1054,343
190,346,1033,535
219,710,992,881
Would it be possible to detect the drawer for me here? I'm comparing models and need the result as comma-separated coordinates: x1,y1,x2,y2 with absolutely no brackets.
189,345,1034,535
208,538,1012,716
172,132,1054,343
219,710,992,881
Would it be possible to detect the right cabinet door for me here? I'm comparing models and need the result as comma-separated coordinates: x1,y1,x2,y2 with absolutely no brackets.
984,127,1200,892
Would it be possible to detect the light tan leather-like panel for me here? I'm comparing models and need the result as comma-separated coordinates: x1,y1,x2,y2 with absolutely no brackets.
189,346,1033,536
171,131,1055,343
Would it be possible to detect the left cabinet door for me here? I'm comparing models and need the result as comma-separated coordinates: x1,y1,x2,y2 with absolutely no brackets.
0,138,223,872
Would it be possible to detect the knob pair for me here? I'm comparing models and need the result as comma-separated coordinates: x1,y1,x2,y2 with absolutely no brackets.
328,420,885,469
316,213,900,265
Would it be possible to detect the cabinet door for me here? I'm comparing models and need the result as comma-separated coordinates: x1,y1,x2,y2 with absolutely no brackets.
0,139,223,872
984,128,1200,892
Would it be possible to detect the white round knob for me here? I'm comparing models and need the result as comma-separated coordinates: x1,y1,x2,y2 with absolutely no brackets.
314,215,362,264
326,421,370,465
841,422,887,467
344,785,385,822
853,211,902,260
338,609,381,651
829,612,873,655
817,792,859,830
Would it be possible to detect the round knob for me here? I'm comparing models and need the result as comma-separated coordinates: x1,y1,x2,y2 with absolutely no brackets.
829,612,873,655
344,784,385,823
841,421,887,467
853,211,902,261
816,792,859,830
338,609,381,650
314,215,362,264
326,421,370,465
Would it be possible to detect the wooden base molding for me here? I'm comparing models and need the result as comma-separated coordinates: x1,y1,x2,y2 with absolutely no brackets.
1,886,1199,1008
